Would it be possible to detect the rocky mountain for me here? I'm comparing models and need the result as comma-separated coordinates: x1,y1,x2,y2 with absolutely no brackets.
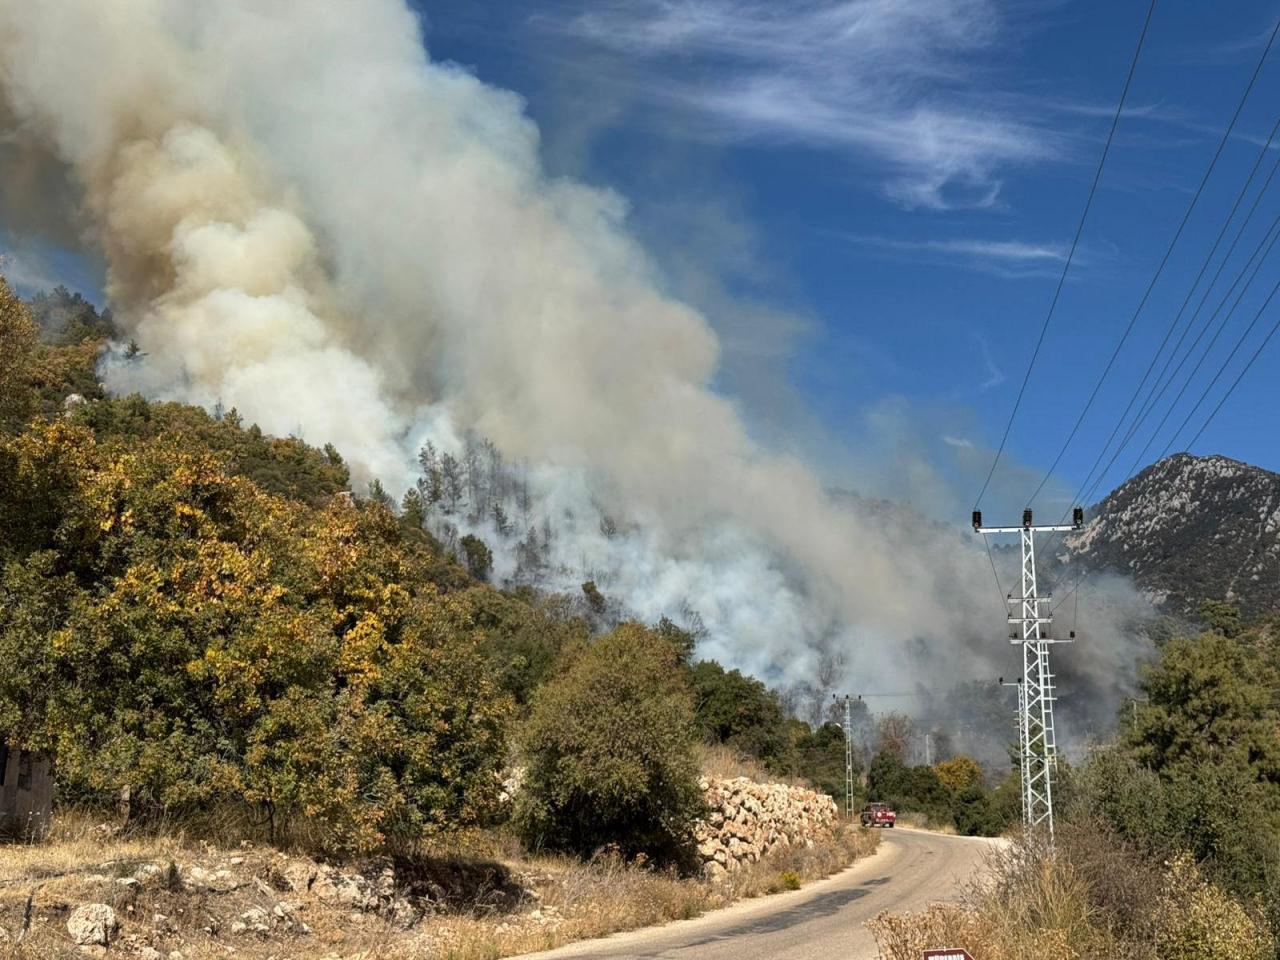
1062,453,1280,617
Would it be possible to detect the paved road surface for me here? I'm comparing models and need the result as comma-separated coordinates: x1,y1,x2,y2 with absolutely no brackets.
522,828,999,960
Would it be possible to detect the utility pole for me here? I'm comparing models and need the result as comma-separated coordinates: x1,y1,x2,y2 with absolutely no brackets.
833,694,857,820
999,676,1028,827
974,507,1083,841
924,732,932,767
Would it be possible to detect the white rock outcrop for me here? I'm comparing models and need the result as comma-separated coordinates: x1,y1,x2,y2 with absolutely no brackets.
66,903,119,946
694,776,838,879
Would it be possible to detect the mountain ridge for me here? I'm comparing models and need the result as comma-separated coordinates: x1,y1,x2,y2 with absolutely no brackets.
1062,452,1280,617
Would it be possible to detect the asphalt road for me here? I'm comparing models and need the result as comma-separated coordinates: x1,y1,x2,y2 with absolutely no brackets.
521,828,999,960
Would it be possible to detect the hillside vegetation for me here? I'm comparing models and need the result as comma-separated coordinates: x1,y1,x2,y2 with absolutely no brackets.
0,277,887,893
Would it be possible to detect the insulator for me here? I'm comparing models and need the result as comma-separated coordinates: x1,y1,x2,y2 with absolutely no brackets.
972,510,982,530
1022,508,1033,527
1072,506,1084,528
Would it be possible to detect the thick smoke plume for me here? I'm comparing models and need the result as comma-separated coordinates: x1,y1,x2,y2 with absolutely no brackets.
0,1,1152,741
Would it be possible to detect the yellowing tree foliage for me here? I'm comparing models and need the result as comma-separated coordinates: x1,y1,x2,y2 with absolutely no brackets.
0,276,39,429
0,419,509,853
934,755,984,791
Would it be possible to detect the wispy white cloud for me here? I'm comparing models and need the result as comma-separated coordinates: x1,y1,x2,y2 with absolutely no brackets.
973,332,1004,392
823,230,1074,279
844,234,1070,263
539,0,1055,209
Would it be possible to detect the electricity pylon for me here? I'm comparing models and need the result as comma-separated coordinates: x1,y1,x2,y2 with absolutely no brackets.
974,507,1082,841
999,676,1027,827
833,694,857,820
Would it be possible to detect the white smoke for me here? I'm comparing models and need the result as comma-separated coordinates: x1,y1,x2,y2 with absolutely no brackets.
0,0,1153,710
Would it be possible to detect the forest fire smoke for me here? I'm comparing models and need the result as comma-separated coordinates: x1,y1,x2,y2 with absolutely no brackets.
0,0,1151,733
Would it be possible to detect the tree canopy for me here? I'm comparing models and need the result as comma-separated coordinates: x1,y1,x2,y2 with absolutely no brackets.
516,623,703,863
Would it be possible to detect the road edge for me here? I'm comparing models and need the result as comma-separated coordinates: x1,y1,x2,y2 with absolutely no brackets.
515,834,901,959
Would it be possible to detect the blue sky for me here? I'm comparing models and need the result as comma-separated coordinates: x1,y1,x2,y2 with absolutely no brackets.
7,0,1280,520
410,0,1280,517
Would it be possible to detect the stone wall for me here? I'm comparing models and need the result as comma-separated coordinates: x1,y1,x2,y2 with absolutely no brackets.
694,776,838,879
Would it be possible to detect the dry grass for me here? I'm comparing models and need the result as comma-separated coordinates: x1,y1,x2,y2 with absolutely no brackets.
407,824,879,960
869,827,1141,960
0,808,192,882
694,743,811,787
0,813,879,960
892,812,956,835
720,824,878,900
869,823,1275,960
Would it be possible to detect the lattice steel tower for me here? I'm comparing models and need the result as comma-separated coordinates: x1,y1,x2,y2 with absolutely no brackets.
974,507,1082,840
834,694,856,820
999,676,1028,827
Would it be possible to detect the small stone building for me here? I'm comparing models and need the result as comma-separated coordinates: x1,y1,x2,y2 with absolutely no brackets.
0,744,52,839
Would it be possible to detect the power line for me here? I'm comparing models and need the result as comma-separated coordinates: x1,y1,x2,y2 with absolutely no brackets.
982,532,1007,612
1051,271,1280,618
1051,272,1280,625
1111,120,1280,475
1124,213,1280,476
1160,273,1280,455
974,510,1081,841
972,0,1158,510
1078,209,1280,508
1182,306,1280,449
1032,106,1280,590
1025,14,1280,508
1044,215,1280,616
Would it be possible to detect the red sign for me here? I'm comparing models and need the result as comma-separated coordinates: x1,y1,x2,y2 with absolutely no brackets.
923,951,974,960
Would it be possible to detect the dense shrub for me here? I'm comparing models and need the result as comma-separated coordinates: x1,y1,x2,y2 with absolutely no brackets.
467,589,588,707
0,420,510,854
1077,619,1280,935
951,782,1001,836
460,533,493,581
69,396,352,506
934,756,983,791
689,659,791,770
517,623,704,863
1154,857,1273,960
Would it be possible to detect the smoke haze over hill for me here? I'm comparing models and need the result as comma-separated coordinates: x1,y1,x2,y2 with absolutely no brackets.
0,0,1154,732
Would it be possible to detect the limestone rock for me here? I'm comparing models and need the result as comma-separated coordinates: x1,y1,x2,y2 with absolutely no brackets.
281,861,316,892
230,906,271,936
133,864,164,885
66,904,118,946
181,864,240,893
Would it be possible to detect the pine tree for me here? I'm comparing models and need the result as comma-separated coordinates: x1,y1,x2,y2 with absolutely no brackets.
460,534,494,581
366,479,393,507
493,501,512,537
441,453,463,514
401,488,426,530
